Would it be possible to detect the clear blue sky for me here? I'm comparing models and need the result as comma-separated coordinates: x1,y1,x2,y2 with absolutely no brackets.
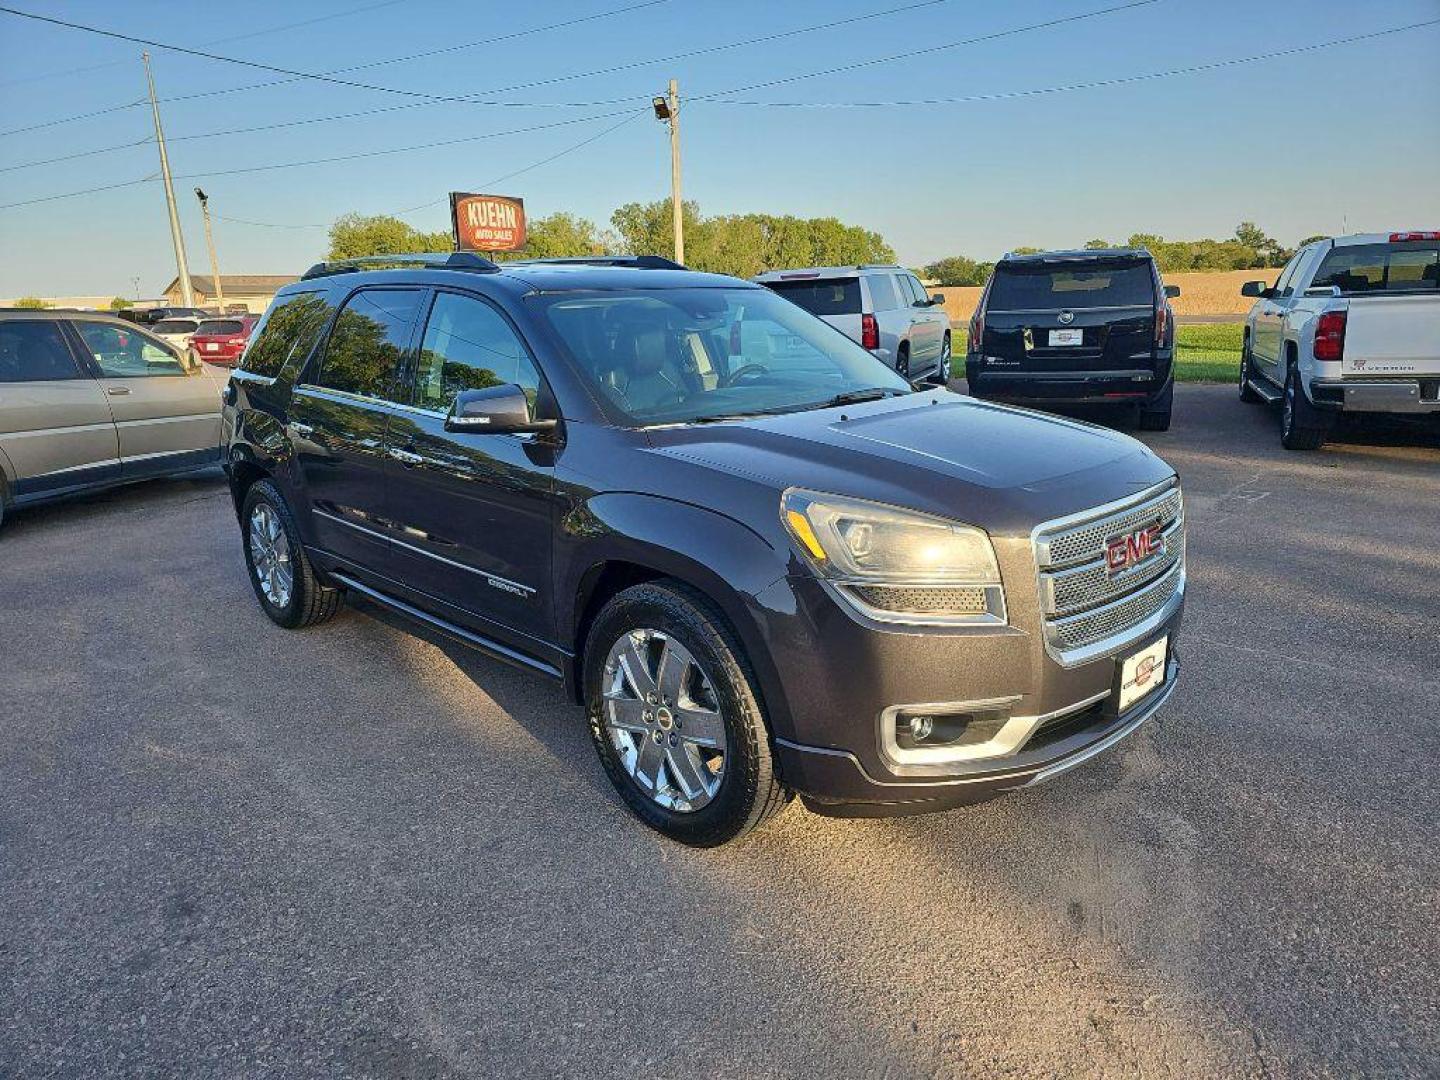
1,0,1436,297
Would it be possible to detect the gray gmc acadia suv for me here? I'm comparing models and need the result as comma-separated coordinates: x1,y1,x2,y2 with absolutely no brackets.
223,253,1185,846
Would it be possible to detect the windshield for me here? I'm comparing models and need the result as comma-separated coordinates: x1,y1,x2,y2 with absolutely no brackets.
764,277,861,317
154,319,198,334
988,261,1155,310
537,286,910,426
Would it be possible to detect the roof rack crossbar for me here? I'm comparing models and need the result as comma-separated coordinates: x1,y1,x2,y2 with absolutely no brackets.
300,251,500,280
505,255,688,271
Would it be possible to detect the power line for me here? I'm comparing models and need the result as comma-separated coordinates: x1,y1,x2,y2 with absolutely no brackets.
0,108,647,212
1,0,944,142
214,113,647,231
0,1,671,132
0,0,408,87
688,0,1162,102
703,17,1440,107
0,136,152,174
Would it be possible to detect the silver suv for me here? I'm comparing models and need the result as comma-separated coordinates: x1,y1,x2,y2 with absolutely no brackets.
755,264,952,383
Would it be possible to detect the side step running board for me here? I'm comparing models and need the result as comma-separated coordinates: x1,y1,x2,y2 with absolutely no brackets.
1246,376,1282,404
330,571,563,680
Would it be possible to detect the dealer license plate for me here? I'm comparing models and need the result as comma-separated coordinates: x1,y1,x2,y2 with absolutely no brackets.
1048,329,1084,347
1118,636,1168,712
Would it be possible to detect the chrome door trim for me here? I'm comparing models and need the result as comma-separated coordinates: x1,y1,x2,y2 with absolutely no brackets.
313,508,536,596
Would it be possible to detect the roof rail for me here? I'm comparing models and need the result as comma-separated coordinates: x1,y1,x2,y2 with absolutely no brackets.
506,255,687,270
854,263,902,270
300,251,500,280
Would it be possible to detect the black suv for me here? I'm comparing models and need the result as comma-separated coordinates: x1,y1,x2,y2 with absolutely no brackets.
223,253,1185,846
965,248,1180,430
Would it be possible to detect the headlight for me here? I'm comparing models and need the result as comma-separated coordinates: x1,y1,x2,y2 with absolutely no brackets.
781,488,1005,625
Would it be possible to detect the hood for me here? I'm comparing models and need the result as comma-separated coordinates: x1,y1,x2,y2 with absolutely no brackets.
641,391,1175,536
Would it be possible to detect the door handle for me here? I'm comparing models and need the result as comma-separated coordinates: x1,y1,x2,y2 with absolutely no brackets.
289,422,314,437
105,386,131,396
388,447,424,467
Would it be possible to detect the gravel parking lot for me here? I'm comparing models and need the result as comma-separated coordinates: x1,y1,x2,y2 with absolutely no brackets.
2,384,1436,1079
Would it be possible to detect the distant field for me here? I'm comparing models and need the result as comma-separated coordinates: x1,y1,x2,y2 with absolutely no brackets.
946,323,1244,383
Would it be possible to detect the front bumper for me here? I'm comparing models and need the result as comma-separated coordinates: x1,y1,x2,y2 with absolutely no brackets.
1309,378,1440,414
961,357,1175,408
748,568,1185,817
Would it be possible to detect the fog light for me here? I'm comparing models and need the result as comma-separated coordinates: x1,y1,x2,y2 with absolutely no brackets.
883,698,1029,767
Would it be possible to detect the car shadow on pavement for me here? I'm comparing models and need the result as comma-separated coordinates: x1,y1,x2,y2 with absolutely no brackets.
1,469,228,537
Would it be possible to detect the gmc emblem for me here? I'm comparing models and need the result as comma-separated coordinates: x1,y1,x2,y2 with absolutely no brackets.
1105,523,1164,576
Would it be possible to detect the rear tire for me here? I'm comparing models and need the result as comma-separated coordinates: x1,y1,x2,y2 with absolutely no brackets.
896,343,910,379
584,580,791,847
934,333,952,385
241,480,344,628
1238,335,1262,403
1138,381,1173,431
1281,362,1329,451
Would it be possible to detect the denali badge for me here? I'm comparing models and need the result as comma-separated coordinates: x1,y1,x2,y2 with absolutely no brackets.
1104,522,1164,576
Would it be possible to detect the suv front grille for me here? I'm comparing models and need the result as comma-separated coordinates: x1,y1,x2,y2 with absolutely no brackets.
1034,481,1185,664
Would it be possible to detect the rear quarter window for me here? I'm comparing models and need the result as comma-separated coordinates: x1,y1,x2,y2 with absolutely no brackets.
240,291,334,379
1310,243,1440,294
988,262,1155,310
765,278,862,317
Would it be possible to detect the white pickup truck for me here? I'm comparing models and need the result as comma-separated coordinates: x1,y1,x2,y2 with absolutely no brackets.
1237,231,1440,449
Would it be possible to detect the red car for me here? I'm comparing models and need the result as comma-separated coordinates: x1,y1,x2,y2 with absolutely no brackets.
189,315,259,367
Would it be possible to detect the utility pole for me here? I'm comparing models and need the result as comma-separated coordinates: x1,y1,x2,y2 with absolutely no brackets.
194,188,224,311
143,52,194,307
652,79,684,265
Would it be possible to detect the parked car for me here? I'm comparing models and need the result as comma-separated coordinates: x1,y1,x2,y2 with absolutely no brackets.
150,317,202,354
190,315,259,367
0,311,225,529
754,264,951,383
1239,231,1440,449
965,248,1180,430
117,305,211,326
223,253,1184,846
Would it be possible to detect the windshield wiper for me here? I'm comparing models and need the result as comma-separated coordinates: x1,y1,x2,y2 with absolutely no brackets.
810,387,911,409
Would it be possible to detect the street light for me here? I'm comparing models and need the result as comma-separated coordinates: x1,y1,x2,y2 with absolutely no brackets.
193,187,224,312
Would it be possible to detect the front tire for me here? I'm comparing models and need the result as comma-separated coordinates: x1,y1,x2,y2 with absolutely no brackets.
1238,335,1261,403
584,581,791,846
1281,362,1329,451
241,480,344,628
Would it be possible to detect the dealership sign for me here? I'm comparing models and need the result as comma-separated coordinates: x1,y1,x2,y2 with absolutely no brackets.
450,193,526,252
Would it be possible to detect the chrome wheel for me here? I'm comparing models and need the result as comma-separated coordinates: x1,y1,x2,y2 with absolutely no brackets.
937,335,951,383
248,503,293,609
601,629,726,813
1282,371,1295,435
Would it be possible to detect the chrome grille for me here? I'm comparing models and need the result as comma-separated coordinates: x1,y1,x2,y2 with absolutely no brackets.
1034,481,1185,664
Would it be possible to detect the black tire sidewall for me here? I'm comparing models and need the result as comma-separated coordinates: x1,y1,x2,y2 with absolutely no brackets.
240,481,306,628
584,584,774,846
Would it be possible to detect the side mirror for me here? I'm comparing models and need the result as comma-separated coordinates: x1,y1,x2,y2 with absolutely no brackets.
930,293,946,306
445,384,557,435
1240,280,1273,299
1164,284,1180,298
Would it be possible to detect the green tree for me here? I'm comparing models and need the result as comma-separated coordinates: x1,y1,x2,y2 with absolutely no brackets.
495,211,609,261
1010,246,1043,256
108,296,132,310
1298,234,1330,247
1083,238,1111,249
327,213,451,260
921,255,993,286
12,296,49,309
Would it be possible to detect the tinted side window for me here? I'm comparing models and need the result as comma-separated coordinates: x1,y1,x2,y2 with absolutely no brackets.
866,274,899,312
414,292,541,411
313,289,421,401
242,291,333,379
1273,254,1304,298
765,278,861,316
0,321,80,382
904,275,929,305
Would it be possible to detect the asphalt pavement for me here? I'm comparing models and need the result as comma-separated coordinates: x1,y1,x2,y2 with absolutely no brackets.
2,385,1437,1078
